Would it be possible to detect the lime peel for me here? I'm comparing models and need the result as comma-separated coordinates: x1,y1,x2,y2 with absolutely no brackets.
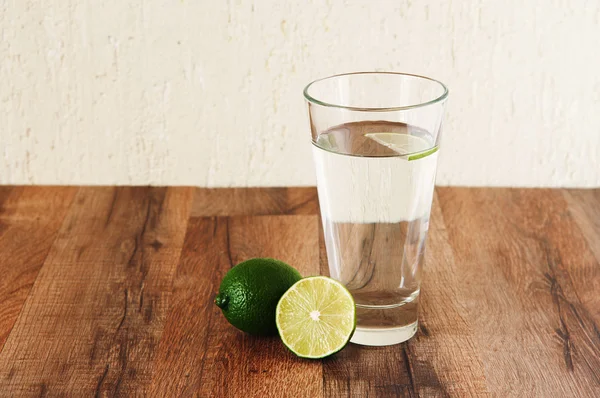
408,146,439,161
215,258,302,336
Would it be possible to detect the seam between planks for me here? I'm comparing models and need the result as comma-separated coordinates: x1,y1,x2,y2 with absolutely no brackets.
129,187,196,393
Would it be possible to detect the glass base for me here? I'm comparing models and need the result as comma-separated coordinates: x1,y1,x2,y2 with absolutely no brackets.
350,321,418,346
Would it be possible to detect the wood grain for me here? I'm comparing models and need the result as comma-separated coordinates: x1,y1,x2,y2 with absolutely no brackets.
0,187,193,396
191,187,318,217
437,187,600,397
321,218,417,398
150,214,321,397
563,189,600,264
321,194,490,397
407,193,489,397
0,186,597,397
0,187,77,351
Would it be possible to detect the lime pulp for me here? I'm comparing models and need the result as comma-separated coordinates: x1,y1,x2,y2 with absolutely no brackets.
276,276,356,359
364,132,439,161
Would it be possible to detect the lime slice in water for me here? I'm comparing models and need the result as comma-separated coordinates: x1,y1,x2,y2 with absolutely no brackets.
364,132,438,160
276,276,356,359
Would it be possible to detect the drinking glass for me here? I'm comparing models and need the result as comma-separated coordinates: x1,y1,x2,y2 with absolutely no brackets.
304,72,448,346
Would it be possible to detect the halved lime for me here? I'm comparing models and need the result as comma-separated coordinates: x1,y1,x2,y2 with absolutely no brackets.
276,276,356,359
364,132,438,161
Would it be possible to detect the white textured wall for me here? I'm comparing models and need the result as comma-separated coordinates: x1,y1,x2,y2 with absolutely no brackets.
1,0,599,187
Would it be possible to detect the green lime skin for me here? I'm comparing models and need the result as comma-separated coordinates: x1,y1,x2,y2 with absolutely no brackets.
214,258,302,335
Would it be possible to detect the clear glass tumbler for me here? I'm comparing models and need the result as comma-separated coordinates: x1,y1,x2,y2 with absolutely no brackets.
304,72,448,346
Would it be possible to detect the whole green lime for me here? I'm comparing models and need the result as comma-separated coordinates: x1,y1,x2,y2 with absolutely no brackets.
215,258,302,335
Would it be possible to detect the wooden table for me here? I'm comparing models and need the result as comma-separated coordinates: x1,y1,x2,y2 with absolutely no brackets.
0,186,598,397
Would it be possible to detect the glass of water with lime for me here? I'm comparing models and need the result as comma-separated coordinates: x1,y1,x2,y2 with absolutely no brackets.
304,72,448,346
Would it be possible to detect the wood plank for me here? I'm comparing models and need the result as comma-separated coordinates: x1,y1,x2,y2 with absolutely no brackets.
562,188,600,325
149,215,322,397
0,187,193,396
0,187,77,351
407,193,490,397
322,344,415,397
437,187,600,397
320,217,416,398
191,187,318,217
320,217,415,398
321,209,417,397
563,189,600,264
0,185,596,396
321,193,489,397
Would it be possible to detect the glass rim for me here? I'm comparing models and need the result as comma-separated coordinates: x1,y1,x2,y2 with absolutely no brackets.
303,71,449,112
